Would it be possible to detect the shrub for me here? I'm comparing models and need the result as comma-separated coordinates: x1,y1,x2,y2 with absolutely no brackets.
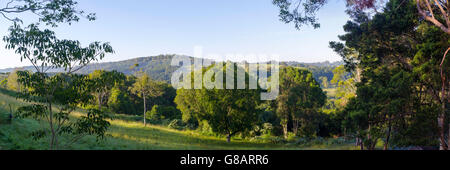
147,105,181,121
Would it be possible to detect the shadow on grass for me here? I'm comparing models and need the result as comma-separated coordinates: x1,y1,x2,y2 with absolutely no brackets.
0,91,357,150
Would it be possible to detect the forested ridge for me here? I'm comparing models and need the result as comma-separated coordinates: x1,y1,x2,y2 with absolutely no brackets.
0,55,342,83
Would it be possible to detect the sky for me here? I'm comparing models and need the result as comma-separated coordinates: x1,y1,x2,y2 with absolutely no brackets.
0,0,350,69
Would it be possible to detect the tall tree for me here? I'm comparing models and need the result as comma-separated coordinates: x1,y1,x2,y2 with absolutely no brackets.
331,0,448,149
88,70,125,109
273,0,450,150
4,23,113,149
130,72,163,126
175,63,262,142
416,0,450,150
277,67,326,138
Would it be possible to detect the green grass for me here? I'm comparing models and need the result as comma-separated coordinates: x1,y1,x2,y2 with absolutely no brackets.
0,91,358,150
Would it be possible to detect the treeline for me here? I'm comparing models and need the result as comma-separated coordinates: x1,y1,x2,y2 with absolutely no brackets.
0,55,341,87
2,63,342,143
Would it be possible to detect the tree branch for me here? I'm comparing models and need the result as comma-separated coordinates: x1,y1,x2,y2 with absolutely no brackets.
417,0,450,34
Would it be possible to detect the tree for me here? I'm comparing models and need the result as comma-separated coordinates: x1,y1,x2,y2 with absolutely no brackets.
6,69,24,92
147,105,181,121
331,0,448,150
88,70,125,109
175,63,262,142
416,0,450,34
331,65,357,108
108,84,136,114
277,66,326,138
319,76,329,88
4,23,114,149
415,0,450,150
130,72,163,126
273,0,450,150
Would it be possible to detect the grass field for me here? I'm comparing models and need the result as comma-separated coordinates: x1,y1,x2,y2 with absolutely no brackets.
0,91,358,150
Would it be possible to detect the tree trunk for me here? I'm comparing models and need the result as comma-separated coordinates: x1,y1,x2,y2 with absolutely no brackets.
98,94,102,110
384,115,392,150
227,134,231,143
360,140,364,150
368,117,372,150
292,119,299,136
438,47,449,150
438,115,447,150
282,123,288,139
143,91,147,127
48,102,56,150
356,131,364,150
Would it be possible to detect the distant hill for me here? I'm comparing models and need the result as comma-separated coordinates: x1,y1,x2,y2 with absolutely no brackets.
0,55,343,82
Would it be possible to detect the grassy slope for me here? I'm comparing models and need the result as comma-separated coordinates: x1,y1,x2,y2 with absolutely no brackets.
0,91,358,150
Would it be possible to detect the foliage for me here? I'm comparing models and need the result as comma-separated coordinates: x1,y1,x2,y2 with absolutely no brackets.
276,66,327,138
88,70,126,109
129,72,164,126
331,0,449,149
0,0,96,26
3,18,113,149
107,85,136,114
0,92,359,150
147,105,181,121
6,69,25,92
331,65,357,108
175,63,262,142
272,0,327,29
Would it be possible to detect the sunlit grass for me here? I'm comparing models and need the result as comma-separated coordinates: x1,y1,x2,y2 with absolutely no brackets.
0,91,358,150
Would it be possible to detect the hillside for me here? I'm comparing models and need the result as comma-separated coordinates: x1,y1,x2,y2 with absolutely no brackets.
0,55,342,82
0,91,356,150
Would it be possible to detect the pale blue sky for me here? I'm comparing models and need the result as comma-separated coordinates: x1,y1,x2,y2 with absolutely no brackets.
0,0,350,69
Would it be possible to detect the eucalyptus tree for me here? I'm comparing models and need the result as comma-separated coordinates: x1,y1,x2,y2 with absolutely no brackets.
130,72,164,126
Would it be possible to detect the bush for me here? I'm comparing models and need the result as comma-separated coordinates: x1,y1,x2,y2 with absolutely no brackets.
261,123,274,135
147,105,181,121
147,107,162,121
108,86,137,115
